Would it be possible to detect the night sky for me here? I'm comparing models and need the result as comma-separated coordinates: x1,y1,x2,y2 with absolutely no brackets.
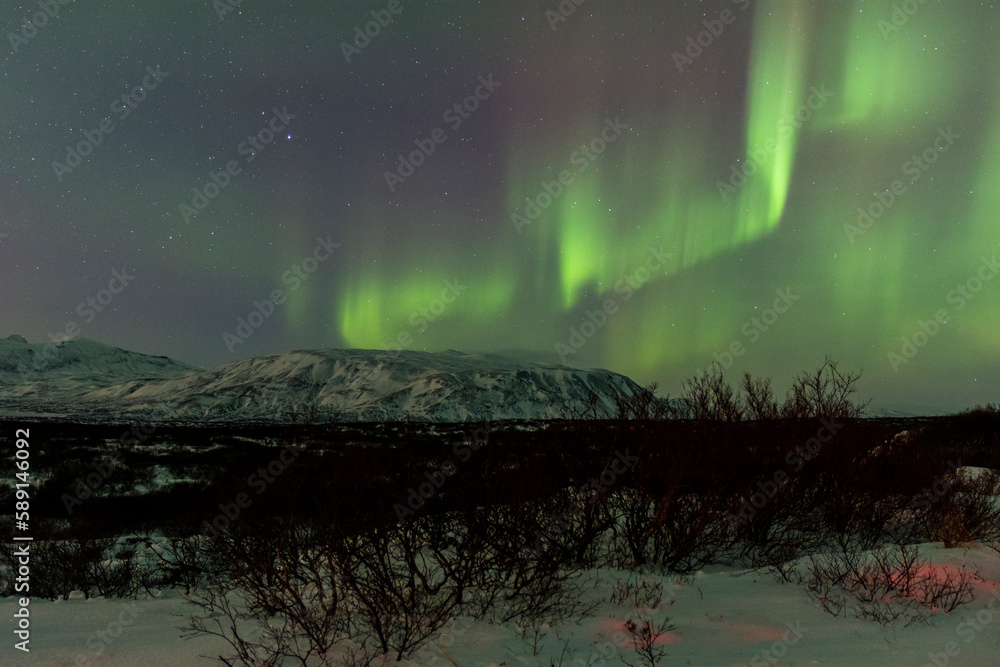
2,1,998,411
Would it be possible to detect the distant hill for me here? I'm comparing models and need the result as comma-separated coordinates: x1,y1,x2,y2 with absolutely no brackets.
866,404,955,418
0,337,649,423
0,335,195,384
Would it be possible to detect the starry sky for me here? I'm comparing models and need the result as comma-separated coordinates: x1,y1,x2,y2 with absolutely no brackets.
2,0,998,412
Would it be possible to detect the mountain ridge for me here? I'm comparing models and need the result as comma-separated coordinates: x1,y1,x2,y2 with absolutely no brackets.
0,337,649,423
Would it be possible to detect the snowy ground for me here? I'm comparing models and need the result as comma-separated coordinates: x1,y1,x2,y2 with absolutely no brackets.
2,543,999,666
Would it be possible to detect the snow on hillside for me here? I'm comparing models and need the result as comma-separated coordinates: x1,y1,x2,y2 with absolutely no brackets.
0,338,649,423
0,335,194,382
2,542,998,666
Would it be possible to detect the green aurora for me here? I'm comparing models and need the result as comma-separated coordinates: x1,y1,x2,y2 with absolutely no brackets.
2,1,997,411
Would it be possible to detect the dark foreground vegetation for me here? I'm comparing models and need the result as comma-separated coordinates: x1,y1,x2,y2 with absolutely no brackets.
2,359,1000,664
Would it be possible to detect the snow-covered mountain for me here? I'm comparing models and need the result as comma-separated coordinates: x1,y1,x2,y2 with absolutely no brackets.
866,404,954,418
0,335,195,381
0,336,650,423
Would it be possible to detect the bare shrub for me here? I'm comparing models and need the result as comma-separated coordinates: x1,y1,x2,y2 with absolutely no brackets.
610,382,674,421
779,356,870,419
735,497,824,582
729,467,828,583
820,489,913,553
740,372,781,421
680,368,743,421
679,357,870,422
913,565,978,613
337,519,463,662
148,533,224,595
608,488,658,568
607,488,735,574
184,520,352,667
91,535,151,599
34,536,114,600
535,486,615,569
743,528,815,585
183,496,598,665
468,503,597,642
929,509,977,549
412,500,593,631
935,469,1000,546
804,538,976,628
806,542,921,627
4,529,150,601
621,612,676,667
609,574,665,613
645,493,736,573
804,560,847,618
608,574,676,667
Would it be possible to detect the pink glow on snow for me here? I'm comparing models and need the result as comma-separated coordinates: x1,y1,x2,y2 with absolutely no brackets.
730,622,789,643
600,618,682,647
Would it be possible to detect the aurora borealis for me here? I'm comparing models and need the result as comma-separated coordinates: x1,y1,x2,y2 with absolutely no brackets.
2,1,998,411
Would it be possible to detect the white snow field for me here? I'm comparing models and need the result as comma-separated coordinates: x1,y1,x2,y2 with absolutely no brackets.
2,542,999,666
